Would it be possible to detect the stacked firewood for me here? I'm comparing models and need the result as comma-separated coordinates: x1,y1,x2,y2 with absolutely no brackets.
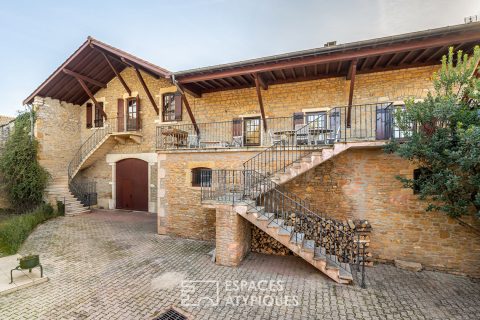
251,225,292,255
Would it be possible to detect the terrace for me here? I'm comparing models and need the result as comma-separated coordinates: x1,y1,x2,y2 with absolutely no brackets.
155,102,402,151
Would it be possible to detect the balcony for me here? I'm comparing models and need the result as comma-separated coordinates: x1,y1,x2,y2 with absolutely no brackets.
155,103,396,151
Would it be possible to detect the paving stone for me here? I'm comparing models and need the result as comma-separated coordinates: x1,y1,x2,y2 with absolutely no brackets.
0,210,479,320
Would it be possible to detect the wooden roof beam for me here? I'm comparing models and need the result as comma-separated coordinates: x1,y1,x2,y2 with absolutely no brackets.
347,59,357,128
177,32,480,83
100,52,131,95
75,77,107,120
346,59,358,80
133,66,159,115
63,68,107,88
253,73,268,132
253,73,268,90
175,82,200,134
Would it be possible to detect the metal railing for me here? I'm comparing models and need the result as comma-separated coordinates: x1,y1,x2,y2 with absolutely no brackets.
156,103,393,151
201,169,367,285
69,179,97,207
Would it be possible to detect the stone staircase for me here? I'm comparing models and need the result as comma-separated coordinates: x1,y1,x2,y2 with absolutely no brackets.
201,112,385,284
234,202,354,284
45,176,90,216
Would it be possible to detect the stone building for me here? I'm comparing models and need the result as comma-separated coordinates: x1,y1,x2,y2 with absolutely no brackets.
23,22,480,282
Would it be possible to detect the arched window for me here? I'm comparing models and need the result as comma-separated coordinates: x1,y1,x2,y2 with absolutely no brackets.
191,167,212,187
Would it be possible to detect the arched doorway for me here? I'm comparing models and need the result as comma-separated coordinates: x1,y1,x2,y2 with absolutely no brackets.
116,158,148,211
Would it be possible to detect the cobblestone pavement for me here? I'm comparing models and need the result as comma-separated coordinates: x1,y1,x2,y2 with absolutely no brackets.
0,210,479,320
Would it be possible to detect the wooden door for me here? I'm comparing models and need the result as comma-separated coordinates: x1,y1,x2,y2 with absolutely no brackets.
116,158,148,211
376,106,392,140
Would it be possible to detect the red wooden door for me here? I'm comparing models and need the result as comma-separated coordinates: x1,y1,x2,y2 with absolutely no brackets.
116,159,148,211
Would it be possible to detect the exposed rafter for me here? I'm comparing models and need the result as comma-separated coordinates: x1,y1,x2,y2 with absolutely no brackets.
253,74,268,132
347,60,357,128
175,82,200,134
100,52,131,95
254,73,268,90
63,68,106,88
132,66,159,115
75,77,107,120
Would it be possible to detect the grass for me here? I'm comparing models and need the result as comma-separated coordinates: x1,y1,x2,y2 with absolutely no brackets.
0,203,63,256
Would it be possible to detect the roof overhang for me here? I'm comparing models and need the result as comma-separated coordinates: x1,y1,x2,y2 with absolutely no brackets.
175,22,480,95
23,37,171,105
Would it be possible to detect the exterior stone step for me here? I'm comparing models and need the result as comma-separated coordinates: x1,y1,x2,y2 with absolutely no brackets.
267,219,284,229
277,225,293,236
290,232,305,245
256,212,275,221
303,239,315,252
314,246,327,261
339,263,353,281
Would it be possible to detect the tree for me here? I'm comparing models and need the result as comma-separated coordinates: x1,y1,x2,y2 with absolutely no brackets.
0,111,48,212
386,46,480,218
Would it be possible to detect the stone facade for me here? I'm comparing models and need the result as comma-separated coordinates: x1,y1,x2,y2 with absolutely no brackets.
283,148,480,276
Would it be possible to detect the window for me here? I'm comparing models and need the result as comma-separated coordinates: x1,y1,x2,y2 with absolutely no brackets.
162,93,182,122
243,117,261,146
126,98,138,131
306,112,327,129
191,167,211,187
94,102,104,128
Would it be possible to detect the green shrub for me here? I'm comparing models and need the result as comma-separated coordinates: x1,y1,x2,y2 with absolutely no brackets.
0,111,49,212
0,203,60,255
56,201,65,216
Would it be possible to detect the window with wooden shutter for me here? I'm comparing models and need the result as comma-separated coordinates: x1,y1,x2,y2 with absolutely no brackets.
86,103,92,128
232,118,243,137
94,102,104,127
293,112,304,128
126,98,138,131
162,93,176,122
117,99,125,132
174,93,182,121
136,95,141,130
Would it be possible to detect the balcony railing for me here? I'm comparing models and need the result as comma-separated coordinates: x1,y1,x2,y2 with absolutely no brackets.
156,103,394,150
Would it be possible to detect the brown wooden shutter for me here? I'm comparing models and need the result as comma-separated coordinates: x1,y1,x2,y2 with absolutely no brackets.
117,99,124,132
86,103,92,128
293,112,304,127
136,95,141,130
232,118,242,136
174,93,182,121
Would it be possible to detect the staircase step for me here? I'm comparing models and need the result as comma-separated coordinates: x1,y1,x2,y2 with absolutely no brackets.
303,239,315,252
267,219,284,229
314,246,327,261
248,206,264,214
256,212,275,221
290,232,305,245
277,225,293,236
339,263,353,281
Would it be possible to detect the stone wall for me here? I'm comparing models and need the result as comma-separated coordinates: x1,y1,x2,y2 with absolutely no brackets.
180,65,437,123
215,204,252,267
284,148,480,277
34,97,81,181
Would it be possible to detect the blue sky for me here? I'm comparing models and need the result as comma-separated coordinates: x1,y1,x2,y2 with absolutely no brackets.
0,0,479,116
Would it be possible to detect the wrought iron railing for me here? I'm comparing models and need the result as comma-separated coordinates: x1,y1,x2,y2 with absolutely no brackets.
201,169,367,284
156,103,393,151
69,179,97,207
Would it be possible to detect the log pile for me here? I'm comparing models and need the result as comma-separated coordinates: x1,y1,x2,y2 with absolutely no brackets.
251,225,292,255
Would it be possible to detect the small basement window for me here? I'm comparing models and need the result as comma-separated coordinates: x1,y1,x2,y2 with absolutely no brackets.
191,167,212,187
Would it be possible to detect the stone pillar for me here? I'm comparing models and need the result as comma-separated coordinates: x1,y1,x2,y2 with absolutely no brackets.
108,162,116,209
215,204,251,266
157,153,167,234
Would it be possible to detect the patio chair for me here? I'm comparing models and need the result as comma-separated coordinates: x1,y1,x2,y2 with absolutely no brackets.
231,136,243,148
269,130,284,145
294,124,310,145
187,134,200,148
327,126,341,144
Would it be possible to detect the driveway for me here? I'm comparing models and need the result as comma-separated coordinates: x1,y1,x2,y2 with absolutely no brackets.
0,210,479,319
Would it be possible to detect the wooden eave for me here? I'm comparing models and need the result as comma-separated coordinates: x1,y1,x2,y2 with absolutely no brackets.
175,23,480,95
23,37,171,105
